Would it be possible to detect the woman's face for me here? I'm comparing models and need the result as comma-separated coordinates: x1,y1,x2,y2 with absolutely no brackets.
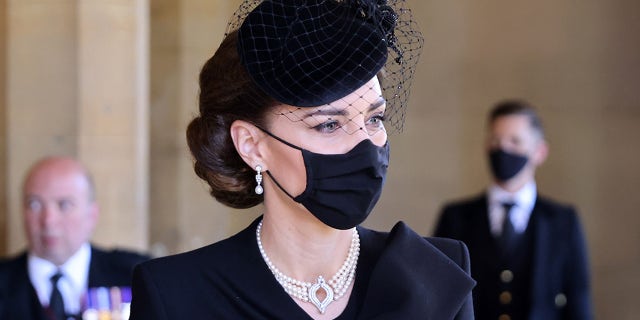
262,76,387,197
267,76,387,151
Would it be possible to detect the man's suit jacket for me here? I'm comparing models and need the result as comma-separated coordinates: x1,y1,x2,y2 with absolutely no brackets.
434,194,593,320
0,245,149,320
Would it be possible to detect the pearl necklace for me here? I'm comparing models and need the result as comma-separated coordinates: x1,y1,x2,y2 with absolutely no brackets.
256,220,360,314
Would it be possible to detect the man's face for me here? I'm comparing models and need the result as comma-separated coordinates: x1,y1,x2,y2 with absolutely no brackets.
23,160,97,266
486,114,547,185
488,114,542,157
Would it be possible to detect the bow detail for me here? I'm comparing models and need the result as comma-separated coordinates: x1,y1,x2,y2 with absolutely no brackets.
347,0,403,64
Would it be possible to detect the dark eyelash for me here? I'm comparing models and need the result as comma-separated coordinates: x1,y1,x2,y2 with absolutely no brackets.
369,113,386,123
312,120,341,132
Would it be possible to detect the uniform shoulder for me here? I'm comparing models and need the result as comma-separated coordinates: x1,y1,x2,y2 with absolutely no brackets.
441,193,486,210
534,195,581,223
0,252,27,271
437,194,486,221
93,246,150,263
536,194,576,210
136,224,252,274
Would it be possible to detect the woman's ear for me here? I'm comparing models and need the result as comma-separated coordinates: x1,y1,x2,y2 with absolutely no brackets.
230,120,265,168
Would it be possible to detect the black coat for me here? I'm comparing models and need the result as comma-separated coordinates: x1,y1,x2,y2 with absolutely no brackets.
0,245,149,320
435,194,593,320
130,218,476,319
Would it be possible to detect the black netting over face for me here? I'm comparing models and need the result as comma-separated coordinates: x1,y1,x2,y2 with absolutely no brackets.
227,0,423,133
271,76,388,141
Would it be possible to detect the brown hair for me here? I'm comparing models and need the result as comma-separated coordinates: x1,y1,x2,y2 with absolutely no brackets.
488,99,545,138
186,30,277,208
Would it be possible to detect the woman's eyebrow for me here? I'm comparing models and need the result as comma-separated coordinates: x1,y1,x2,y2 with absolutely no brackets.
369,97,386,110
301,97,386,119
302,108,348,119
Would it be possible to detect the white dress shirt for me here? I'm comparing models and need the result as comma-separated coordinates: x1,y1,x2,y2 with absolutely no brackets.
28,242,92,315
487,181,537,238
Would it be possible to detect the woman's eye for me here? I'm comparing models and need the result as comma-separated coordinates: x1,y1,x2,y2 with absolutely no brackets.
367,114,386,126
313,120,341,133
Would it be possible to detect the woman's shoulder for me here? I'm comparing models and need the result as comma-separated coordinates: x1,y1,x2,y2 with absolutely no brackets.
139,220,257,274
360,221,469,270
423,236,471,269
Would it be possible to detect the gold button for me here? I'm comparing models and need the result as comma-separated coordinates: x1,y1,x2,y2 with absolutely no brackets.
500,269,514,283
498,314,511,320
555,293,567,307
499,291,512,304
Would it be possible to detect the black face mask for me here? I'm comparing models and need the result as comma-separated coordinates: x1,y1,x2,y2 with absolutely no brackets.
260,129,389,230
489,148,528,182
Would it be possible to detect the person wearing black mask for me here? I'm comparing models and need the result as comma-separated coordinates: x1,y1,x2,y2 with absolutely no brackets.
129,1,475,319
434,100,594,320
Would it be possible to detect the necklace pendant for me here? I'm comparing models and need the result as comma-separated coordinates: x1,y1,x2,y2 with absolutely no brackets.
308,276,334,314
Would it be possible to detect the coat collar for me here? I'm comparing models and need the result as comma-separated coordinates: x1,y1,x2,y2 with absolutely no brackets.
358,221,476,319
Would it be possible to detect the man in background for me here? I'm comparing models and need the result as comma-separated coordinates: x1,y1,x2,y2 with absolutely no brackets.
0,156,149,320
434,100,593,320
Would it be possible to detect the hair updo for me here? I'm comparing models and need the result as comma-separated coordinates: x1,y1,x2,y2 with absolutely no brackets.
186,30,277,208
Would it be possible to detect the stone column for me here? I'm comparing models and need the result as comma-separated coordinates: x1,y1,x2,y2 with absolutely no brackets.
148,0,262,255
4,0,149,255
0,0,7,254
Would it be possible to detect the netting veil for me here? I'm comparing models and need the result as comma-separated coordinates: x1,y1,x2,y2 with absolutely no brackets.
227,0,424,133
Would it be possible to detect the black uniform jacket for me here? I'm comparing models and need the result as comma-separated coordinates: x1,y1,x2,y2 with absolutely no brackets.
0,245,149,320
435,194,593,320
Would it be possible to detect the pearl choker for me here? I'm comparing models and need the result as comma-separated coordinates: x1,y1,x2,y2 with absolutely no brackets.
256,220,360,314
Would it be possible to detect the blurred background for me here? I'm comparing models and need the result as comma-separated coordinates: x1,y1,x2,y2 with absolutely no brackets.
0,0,638,319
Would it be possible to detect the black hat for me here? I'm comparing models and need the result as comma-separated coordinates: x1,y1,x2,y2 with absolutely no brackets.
229,0,423,132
